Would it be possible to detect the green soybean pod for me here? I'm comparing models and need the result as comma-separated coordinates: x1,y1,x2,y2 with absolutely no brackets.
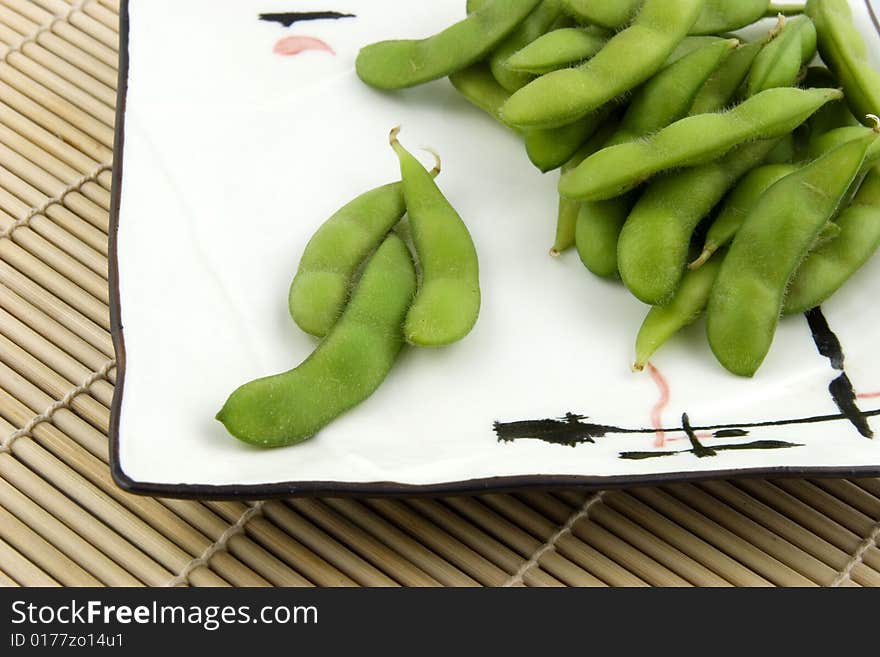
618,139,781,305
707,132,876,377
505,27,608,75
289,173,429,338
391,129,481,346
746,15,817,97
217,234,417,447
634,254,723,372
806,0,880,127
356,0,542,90
449,63,516,129
690,164,797,270
689,40,765,115
785,166,880,315
575,196,636,279
807,125,880,168
489,0,565,92
559,87,842,201
501,0,705,129
690,0,774,35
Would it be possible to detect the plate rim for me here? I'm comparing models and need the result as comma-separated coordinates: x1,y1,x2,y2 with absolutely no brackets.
108,0,880,500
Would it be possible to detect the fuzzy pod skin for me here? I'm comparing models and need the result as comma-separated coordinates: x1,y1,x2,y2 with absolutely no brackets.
806,0,880,127
217,234,417,448
785,166,880,315
525,104,614,172
505,26,608,75
489,0,565,92
551,122,620,255
563,0,789,36
689,40,764,115
618,139,781,306
356,0,542,90
803,66,860,138
501,0,705,129
391,131,481,346
691,164,798,270
449,64,516,129
559,87,842,201
576,195,635,278
746,15,817,97
634,254,723,371
808,125,880,167
707,133,876,377
289,182,408,337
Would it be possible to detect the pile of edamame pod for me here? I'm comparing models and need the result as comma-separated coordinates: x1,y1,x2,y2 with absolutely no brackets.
217,129,480,447
356,0,880,379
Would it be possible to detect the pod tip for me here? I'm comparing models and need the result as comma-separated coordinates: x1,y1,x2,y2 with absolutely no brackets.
389,125,401,145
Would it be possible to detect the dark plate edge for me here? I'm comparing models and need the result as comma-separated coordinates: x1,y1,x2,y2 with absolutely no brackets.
108,0,880,501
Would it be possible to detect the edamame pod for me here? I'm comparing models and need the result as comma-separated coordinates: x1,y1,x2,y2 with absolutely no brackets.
502,0,705,129
746,15,817,97
576,196,635,278
785,166,880,315
356,0,542,90
806,0,880,127
618,139,781,305
505,26,608,75
489,0,565,92
690,164,797,270
391,129,481,346
559,87,842,201
289,174,430,338
634,255,723,372
803,66,859,138
707,132,876,377
525,105,614,172
217,234,417,447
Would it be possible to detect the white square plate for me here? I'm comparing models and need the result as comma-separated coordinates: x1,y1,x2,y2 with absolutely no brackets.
111,0,880,497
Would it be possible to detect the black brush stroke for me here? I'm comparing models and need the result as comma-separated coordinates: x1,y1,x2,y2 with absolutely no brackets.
495,407,880,447
259,11,355,27
830,373,875,438
806,307,873,439
620,440,803,461
806,307,845,370
713,429,749,438
683,414,716,458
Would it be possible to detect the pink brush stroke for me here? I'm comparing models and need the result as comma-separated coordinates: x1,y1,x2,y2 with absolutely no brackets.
647,363,671,448
858,391,880,399
274,35,335,56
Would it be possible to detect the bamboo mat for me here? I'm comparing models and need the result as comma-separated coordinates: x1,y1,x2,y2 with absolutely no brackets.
0,0,878,588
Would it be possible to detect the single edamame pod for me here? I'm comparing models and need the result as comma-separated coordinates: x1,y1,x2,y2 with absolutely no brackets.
356,0,542,90
575,40,736,278
391,128,481,346
217,234,417,447
289,165,435,338
618,139,782,305
806,0,880,127
504,26,608,75
746,15,817,97
489,0,565,92
707,132,877,377
559,87,842,201
807,125,880,167
501,0,705,129
785,166,880,315
634,254,723,372
690,164,797,270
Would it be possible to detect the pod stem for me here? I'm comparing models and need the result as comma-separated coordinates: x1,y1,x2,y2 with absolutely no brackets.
868,114,880,133
768,13,787,40
688,246,716,271
632,361,647,373
421,147,442,177
389,126,442,176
